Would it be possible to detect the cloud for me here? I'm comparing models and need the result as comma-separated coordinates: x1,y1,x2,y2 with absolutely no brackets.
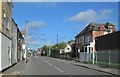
69,9,97,22
29,41,39,44
68,9,112,22
98,9,112,20
29,21,46,28
28,36,39,44
18,21,46,32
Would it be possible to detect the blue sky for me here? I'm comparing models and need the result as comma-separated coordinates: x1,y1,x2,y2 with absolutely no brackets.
12,2,118,50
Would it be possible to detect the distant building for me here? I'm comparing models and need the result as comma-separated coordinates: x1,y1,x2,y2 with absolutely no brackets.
59,42,75,59
0,1,13,71
75,22,116,62
59,43,73,54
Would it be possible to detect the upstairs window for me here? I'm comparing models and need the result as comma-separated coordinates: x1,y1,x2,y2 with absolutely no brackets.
3,10,9,30
6,15,9,30
82,36,84,43
98,27,100,30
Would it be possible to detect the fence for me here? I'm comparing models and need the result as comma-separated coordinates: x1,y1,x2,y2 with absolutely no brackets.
96,50,119,65
51,49,120,68
79,50,120,68
79,52,92,62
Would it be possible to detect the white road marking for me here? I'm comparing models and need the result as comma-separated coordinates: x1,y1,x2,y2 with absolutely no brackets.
37,58,53,66
36,57,64,73
10,71,21,75
0,74,3,77
45,61,53,66
54,66,64,73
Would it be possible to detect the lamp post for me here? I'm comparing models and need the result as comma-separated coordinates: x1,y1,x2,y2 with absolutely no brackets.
25,20,28,63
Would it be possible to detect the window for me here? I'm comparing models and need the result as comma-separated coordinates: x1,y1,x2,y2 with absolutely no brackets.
67,48,70,50
82,36,84,43
79,37,81,43
88,36,89,43
89,47,91,53
76,38,79,44
77,38,79,44
98,27,100,30
85,47,87,52
6,14,9,30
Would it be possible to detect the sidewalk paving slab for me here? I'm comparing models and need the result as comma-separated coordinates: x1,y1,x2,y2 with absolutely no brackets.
52,57,120,76
2,61,27,75
72,62,120,76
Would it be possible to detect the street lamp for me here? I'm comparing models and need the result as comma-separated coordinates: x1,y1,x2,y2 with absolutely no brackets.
25,20,28,63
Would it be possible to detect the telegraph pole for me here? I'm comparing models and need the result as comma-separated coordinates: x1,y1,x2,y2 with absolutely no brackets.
57,34,59,44
25,20,28,63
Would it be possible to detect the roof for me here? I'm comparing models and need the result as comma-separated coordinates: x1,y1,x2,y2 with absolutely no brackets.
105,22,115,26
68,41,75,46
75,22,115,38
21,31,26,35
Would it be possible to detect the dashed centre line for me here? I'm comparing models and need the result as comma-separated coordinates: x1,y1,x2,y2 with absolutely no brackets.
35,57,64,73
54,66,64,73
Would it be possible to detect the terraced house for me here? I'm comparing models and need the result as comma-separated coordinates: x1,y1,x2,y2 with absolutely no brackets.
75,22,116,62
0,0,13,71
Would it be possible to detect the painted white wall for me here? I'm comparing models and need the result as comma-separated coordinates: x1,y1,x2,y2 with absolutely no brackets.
22,44,25,49
64,44,72,53
104,32,108,35
60,49,64,54
0,33,11,71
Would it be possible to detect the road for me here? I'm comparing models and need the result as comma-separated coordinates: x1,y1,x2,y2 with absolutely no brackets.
19,56,111,75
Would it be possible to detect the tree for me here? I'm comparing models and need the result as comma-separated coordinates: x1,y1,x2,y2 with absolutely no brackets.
42,45,49,52
57,42,67,49
50,42,67,57
40,45,49,56
68,40,75,43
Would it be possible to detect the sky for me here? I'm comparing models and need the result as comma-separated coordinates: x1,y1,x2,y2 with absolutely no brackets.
12,2,119,50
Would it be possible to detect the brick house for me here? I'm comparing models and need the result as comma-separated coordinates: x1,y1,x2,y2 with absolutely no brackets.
17,28,23,62
0,1,13,71
75,22,116,62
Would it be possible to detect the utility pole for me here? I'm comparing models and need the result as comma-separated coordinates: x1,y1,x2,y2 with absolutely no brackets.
48,41,51,57
25,20,28,63
57,34,59,44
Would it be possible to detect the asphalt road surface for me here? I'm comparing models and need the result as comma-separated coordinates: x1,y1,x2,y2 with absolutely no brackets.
20,56,110,75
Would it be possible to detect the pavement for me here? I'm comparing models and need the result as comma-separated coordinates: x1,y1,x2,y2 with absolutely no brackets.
0,60,27,76
53,58,120,76
0,56,119,76
72,61,120,76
